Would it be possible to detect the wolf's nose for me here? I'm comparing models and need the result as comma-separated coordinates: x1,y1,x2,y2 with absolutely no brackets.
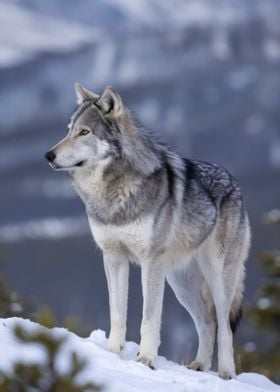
45,151,56,163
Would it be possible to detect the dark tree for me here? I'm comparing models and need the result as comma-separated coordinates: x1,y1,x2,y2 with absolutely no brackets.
237,209,280,382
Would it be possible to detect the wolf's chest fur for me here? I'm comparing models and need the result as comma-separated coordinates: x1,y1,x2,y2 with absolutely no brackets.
89,217,155,261
71,161,167,227
72,164,141,212
71,166,156,257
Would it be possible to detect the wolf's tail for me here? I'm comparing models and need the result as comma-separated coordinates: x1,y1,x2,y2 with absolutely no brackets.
229,272,244,334
229,219,250,334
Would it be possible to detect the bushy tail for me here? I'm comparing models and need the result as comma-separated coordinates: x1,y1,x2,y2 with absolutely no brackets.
229,221,249,334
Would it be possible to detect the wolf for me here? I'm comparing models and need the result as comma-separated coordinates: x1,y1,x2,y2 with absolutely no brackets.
45,83,250,379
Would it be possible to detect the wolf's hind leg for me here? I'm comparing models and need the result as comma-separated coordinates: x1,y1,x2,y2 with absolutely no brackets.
198,214,249,380
198,253,238,379
166,261,216,371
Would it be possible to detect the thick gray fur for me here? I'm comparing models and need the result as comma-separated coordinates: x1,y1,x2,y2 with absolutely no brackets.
46,84,251,379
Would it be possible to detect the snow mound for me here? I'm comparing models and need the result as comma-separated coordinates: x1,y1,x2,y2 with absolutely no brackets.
0,318,279,392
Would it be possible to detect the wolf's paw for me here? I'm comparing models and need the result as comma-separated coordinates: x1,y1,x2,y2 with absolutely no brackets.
136,355,155,370
106,341,123,355
218,368,236,380
188,360,207,372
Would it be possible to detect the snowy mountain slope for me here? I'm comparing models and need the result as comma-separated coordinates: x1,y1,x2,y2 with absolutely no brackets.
0,2,96,68
0,318,279,392
2,0,280,132
11,0,280,32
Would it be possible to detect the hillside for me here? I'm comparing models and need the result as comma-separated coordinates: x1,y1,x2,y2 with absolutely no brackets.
0,318,279,391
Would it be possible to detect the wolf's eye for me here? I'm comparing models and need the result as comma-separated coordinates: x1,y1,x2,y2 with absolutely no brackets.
79,129,90,136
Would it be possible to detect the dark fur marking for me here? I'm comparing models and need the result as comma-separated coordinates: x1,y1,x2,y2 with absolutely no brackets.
184,158,197,181
93,102,118,134
111,138,122,156
220,188,235,206
164,159,175,199
183,159,216,205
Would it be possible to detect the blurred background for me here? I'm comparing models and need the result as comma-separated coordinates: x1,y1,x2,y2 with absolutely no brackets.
0,0,279,382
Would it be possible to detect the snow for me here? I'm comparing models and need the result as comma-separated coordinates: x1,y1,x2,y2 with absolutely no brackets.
0,216,88,243
0,318,279,392
104,0,245,29
0,2,95,68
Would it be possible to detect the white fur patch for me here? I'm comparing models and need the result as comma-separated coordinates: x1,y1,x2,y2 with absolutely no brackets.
89,216,154,261
96,139,110,158
76,91,84,105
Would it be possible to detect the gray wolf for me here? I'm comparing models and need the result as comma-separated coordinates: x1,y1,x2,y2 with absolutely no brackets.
45,83,250,379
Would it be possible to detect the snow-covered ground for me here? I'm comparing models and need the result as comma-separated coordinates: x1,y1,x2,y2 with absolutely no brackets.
0,318,279,392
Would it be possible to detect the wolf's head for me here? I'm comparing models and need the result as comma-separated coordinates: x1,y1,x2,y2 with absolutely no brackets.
45,83,131,171
46,83,161,175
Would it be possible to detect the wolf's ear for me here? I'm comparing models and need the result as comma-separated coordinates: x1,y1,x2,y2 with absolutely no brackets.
97,86,124,118
74,83,99,104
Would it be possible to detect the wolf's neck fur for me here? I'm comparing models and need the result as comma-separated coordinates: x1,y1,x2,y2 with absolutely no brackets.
70,122,169,224
72,158,138,199
71,158,161,225
115,110,163,176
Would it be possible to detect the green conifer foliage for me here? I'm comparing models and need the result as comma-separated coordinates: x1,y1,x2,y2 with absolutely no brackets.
0,324,101,392
237,209,280,382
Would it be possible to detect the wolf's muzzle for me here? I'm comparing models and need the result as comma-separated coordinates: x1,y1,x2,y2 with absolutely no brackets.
45,151,56,163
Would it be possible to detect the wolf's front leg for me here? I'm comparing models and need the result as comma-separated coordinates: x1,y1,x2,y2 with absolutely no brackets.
138,260,166,369
103,251,129,354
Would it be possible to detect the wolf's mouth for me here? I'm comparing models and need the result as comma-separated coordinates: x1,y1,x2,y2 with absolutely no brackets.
49,160,86,170
75,160,85,167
